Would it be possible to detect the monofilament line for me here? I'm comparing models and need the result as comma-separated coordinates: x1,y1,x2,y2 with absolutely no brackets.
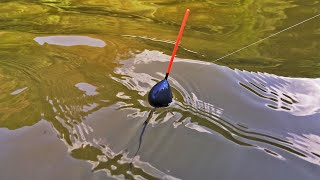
213,13,320,63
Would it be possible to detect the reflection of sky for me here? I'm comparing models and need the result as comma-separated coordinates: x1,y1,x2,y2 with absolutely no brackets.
10,87,28,95
57,104,181,180
238,70,320,116
112,50,320,167
282,79,320,116
32,50,320,178
121,50,320,117
75,82,99,96
34,36,106,47
287,133,320,166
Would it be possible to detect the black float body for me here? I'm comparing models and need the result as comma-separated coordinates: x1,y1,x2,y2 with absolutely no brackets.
148,78,173,108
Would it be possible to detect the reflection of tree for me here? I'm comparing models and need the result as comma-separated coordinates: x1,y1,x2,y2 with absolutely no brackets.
1,0,320,178
0,33,171,179
71,145,159,179
2,0,317,78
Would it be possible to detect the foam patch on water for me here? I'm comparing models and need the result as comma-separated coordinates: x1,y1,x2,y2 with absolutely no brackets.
34,36,106,47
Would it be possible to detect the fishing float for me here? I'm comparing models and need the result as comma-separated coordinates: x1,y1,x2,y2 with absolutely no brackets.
148,9,190,108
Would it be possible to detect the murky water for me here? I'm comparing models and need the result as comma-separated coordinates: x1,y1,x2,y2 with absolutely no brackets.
1,1,320,180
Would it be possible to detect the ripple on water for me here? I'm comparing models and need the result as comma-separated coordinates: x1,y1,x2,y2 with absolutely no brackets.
110,50,320,169
3,49,319,179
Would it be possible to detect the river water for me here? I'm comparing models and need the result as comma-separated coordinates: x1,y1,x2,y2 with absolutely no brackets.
0,1,320,180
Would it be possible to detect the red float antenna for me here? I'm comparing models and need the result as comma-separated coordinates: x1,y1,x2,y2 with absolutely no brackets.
165,9,190,79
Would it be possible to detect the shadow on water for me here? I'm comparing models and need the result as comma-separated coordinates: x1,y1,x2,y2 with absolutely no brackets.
129,108,156,170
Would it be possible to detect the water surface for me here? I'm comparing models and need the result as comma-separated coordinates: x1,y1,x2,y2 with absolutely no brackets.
0,0,320,179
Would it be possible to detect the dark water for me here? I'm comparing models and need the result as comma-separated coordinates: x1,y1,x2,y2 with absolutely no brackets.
1,1,320,180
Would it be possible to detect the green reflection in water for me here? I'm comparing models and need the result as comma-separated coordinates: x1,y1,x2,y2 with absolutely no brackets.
70,145,159,179
0,0,319,78
0,0,320,179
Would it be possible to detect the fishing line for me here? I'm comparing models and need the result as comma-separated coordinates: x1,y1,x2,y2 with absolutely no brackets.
145,11,319,109
212,13,320,63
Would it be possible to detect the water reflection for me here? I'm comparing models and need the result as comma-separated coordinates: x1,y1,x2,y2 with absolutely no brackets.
1,48,320,179
1,0,320,178
34,36,106,47
111,50,320,168
237,70,320,116
10,86,28,95
75,82,99,96
288,133,320,165
1,45,320,179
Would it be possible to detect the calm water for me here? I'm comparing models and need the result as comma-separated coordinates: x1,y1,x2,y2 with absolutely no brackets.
1,1,320,179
